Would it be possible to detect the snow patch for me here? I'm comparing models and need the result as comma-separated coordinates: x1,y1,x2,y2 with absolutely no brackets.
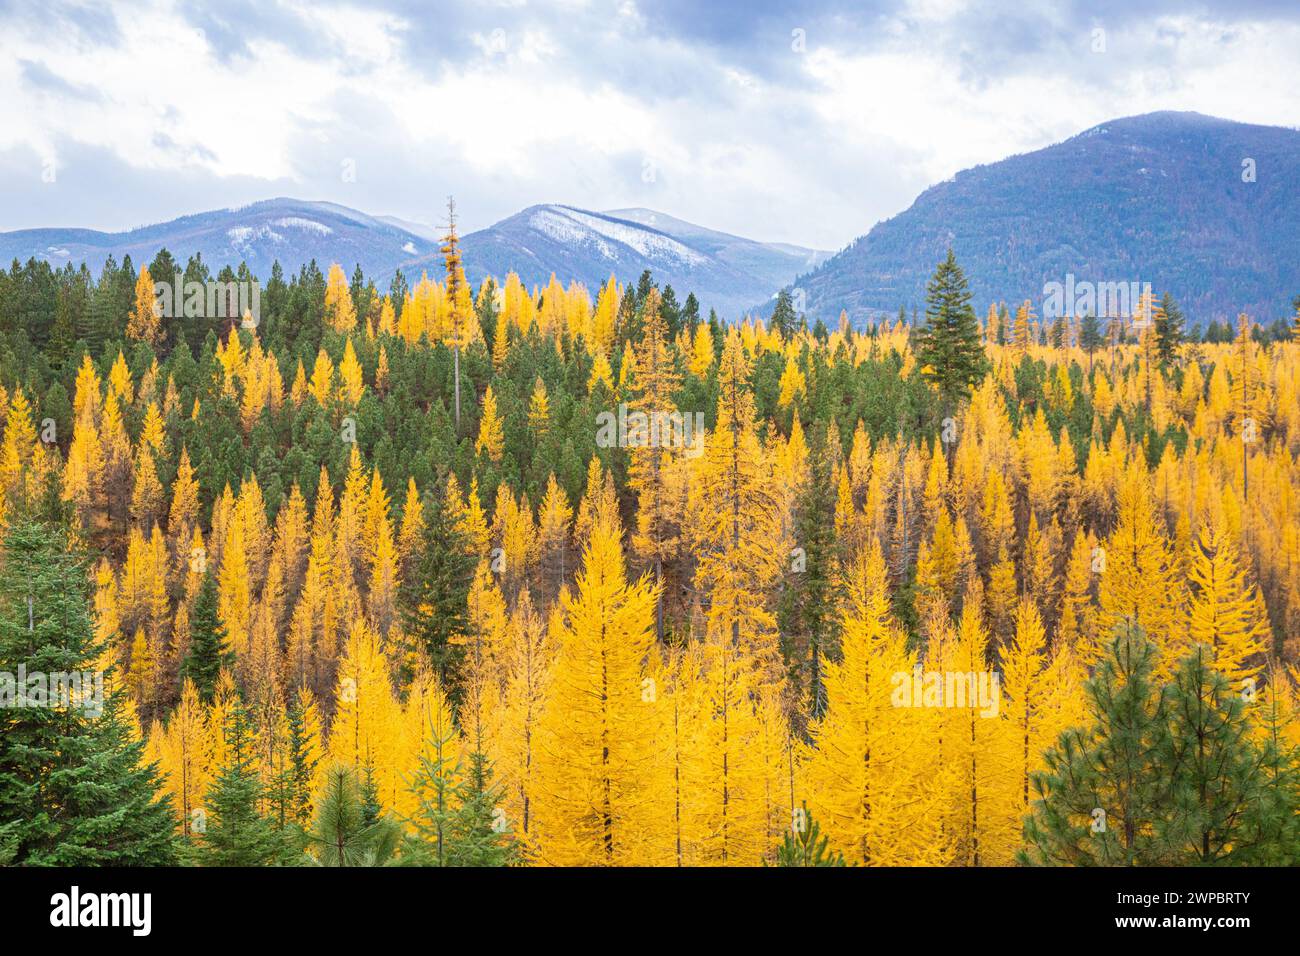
272,217,333,235
528,206,708,268
402,241,418,255
227,224,286,247
559,208,707,267
528,209,617,260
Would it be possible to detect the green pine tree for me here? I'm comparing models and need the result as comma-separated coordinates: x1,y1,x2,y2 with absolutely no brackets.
399,492,475,701
0,517,178,865
770,288,799,338
913,250,989,416
402,716,515,866
1021,625,1300,865
777,431,836,716
304,764,400,866
446,750,518,867
285,694,319,828
1079,312,1104,374
1153,292,1185,367
1150,647,1300,864
1020,622,1168,865
193,700,290,866
181,571,229,704
772,803,846,866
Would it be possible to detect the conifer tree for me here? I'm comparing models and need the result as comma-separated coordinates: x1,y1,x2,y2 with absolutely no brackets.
1153,292,1185,367
0,518,177,864
773,803,846,866
285,689,320,827
182,571,230,704
628,285,683,641
913,250,988,415
531,517,661,865
305,764,400,866
399,491,476,697
1020,623,1168,865
1079,312,1103,374
193,700,289,866
1152,647,1299,864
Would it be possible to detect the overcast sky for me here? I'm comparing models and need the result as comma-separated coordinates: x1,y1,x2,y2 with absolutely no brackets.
2,0,1298,250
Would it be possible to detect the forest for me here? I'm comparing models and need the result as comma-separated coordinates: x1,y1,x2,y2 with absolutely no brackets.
1,224,1299,867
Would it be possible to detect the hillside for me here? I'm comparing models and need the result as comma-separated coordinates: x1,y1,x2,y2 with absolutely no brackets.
0,198,437,282
786,112,1300,327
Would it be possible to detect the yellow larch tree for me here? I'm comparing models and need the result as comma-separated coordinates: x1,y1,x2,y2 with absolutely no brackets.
476,386,505,462
1185,521,1270,687
802,544,949,865
690,328,783,681
627,286,684,641
324,263,357,332
126,266,162,346
530,516,662,866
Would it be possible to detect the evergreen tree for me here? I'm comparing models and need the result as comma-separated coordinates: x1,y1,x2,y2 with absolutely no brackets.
193,700,290,866
447,750,518,867
404,716,515,866
1079,312,1103,374
772,804,846,866
285,693,319,827
1020,623,1167,865
304,764,400,866
181,571,229,704
1151,647,1299,864
913,250,989,414
0,518,177,864
777,433,836,714
1022,625,1300,865
399,492,476,698
769,288,798,338
1153,292,1185,367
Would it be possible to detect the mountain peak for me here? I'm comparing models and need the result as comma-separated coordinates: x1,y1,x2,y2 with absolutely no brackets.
790,113,1300,325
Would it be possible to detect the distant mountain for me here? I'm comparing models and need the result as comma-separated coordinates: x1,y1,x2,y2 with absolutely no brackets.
0,198,438,281
0,200,828,320
786,112,1300,327
601,207,831,290
416,204,829,319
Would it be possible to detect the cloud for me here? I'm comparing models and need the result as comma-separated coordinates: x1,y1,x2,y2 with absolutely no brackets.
1,0,1298,250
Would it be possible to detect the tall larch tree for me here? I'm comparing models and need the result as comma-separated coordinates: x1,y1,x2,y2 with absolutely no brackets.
628,285,684,641
530,516,661,866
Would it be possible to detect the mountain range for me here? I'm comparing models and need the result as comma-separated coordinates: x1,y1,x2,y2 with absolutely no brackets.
784,111,1300,326
0,200,828,322
2,111,1297,326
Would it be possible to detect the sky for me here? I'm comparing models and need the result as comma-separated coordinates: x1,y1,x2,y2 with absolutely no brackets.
2,0,1299,251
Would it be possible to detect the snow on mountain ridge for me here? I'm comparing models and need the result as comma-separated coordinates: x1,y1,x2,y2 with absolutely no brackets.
528,208,618,260
271,217,334,235
554,207,707,267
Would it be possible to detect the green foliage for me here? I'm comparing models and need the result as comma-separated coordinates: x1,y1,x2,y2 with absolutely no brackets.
913,250,989,412
1021,624,1300,865
403,715,516,867
399,491,476,698
0,517,177,865
772,803,846,867
193,701,292,866
304,764,400,867
181,571,229,704
1154,292,1185,366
